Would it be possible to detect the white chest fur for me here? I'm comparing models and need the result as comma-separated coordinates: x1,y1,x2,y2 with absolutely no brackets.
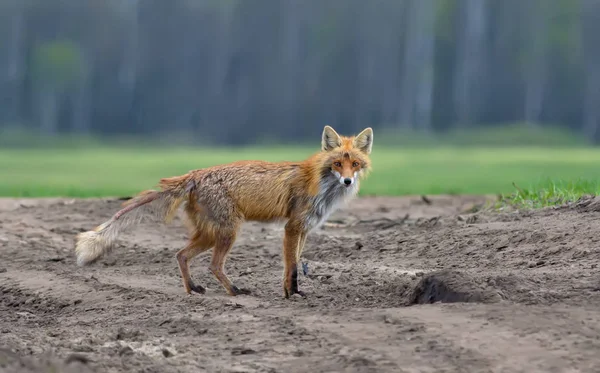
304,175,359,231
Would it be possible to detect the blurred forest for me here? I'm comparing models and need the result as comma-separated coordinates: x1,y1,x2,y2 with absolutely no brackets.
0,0,599,145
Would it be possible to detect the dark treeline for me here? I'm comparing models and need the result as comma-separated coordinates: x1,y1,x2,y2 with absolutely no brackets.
0,0,599,144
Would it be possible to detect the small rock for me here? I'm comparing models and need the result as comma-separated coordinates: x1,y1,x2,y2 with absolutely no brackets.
119,346,134,356
65,353,90,365
197,328,208,335
158,318,172,326
231,347,256,355
73,345,94,353
162,348,173,358
46,257,65,262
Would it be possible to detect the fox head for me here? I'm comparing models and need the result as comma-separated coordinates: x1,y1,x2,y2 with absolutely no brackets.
320,125,373,187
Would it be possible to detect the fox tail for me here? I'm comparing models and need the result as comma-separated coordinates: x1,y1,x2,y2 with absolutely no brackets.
74,173,196,266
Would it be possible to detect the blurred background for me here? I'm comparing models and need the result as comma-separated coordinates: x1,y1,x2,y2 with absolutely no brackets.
0,0,598,146
2,0,600,199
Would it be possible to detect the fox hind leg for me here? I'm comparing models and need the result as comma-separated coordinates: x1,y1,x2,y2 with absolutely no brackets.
176,232,214,295
209,229,251,296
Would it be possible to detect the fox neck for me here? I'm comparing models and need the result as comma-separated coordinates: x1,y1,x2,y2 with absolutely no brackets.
305,169,359,231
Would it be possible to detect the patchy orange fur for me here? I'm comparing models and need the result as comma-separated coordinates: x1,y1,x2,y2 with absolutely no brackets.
74,125,373,299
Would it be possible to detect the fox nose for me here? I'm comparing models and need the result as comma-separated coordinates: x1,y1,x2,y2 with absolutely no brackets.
344,178,352,185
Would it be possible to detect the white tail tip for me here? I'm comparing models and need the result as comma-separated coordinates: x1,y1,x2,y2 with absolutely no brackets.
75,230,110,266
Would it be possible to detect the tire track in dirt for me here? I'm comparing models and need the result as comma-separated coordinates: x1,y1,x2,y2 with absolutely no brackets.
392,306,574,373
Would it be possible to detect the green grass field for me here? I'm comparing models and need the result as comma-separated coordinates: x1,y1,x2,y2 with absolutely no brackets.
2,145,600,206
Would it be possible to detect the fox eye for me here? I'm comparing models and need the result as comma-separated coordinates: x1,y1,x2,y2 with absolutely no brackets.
352,161,360,167
333,162,342,167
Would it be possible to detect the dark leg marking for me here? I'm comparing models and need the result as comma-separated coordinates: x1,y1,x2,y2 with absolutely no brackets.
285,265,306,298
231,285,252,296
188,281,206,294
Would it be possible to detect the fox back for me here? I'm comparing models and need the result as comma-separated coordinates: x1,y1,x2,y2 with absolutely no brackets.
185,125,373,231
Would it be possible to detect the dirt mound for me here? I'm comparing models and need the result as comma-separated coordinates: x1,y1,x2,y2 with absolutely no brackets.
2,195,600,372
407,270,505,305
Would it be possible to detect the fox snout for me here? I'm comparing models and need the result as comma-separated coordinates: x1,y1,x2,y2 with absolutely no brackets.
340,174,356,187
332,171,356,187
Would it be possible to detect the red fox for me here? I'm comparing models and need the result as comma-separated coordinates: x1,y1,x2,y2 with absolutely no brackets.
75,125,373,298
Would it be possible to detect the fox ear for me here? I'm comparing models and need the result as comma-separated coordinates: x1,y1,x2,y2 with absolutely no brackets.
322,125,342,152
353,127,373,154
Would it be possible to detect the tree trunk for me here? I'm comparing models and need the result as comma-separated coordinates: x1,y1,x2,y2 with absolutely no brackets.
5,1,24,122
72,56,93,134
398,0,421,128
40,87,60,135
453,0,487,127
524,0,548,127
413,0,436,132
399,0,437,131
582,0,600,143
118,0,139,108
281,0,301,135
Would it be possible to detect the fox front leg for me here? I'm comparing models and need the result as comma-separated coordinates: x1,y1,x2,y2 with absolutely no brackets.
282,220,307,298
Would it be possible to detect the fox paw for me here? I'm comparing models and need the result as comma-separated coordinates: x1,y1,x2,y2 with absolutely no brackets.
185,281,206,295
230,285,252,296
284,289,306,299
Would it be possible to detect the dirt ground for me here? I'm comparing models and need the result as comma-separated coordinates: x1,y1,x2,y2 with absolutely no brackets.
2,194,600,373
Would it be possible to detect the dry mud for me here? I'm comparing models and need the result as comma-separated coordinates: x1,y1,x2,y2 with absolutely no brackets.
2,195,600,372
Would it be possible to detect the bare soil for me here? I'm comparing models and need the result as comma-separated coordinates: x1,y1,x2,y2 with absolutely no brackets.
2,195,600,373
